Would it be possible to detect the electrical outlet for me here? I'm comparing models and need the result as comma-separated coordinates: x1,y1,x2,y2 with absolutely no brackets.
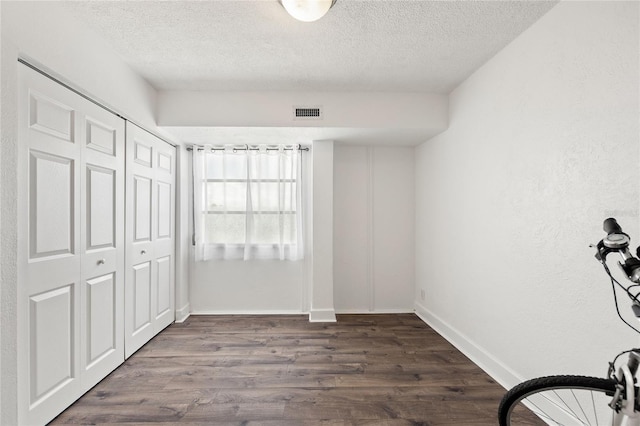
420,289,426,301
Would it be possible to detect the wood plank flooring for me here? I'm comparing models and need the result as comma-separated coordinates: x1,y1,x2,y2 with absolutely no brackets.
50,314,512,425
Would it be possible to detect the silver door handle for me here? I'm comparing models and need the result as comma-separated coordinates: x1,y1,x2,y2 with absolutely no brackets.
97,259,106,265
141,250,146,255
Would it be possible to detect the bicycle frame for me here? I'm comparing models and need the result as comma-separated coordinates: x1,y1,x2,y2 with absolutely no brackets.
611,351,640,426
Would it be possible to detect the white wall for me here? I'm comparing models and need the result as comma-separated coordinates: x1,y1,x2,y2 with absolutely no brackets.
158,91,448,132
334,145,415,312
0,2,166,423
310,140,336,321
191,261,307,314
175,147,192,322
1,2,157,129
158,91,449,145
415,0,639,388
0,21,14,426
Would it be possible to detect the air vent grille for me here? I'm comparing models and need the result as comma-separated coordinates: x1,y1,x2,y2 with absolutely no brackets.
293,106,323,120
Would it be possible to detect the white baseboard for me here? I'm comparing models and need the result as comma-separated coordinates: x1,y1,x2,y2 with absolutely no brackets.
190,309,306,316
175,303,191,323
335,308,414,314
414,301,523,390
309,308,337,322
413,305,588,423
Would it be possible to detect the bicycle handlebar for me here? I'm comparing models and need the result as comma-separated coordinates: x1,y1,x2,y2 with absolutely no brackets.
597,218,640,283
604,217,624,235
601,218,631,250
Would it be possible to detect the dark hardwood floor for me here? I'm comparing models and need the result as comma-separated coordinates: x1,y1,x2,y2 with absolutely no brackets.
50,314,514,425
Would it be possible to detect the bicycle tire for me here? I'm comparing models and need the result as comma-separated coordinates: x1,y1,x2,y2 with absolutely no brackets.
498,375,619,425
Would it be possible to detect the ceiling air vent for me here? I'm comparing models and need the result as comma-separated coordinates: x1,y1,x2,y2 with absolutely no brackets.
293,106,323,120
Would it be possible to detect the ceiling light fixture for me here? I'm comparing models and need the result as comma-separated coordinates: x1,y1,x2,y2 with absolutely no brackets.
280,0,337,22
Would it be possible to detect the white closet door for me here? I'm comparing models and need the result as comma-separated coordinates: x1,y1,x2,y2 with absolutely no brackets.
17,64,125,425
80,102,125,388
125,122,175,358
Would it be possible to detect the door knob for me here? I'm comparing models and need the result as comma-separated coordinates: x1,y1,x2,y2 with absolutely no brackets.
97,259,106,265
141,250,147,255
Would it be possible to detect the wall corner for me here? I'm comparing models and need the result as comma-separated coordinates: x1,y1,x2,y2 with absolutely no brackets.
310,140,336,322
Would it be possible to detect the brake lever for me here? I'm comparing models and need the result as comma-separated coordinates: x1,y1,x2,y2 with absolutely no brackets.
593,240,615,262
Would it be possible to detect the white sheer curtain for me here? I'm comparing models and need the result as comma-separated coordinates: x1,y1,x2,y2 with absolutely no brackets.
193,145,303,261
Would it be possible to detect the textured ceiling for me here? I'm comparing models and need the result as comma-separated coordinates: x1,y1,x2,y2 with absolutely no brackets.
62,0,558,93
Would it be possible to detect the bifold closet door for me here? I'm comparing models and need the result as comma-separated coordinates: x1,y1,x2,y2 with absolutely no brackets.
17,64,125,425
125,122,176,358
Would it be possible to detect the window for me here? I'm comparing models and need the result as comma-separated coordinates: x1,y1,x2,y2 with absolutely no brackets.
193,145,303,261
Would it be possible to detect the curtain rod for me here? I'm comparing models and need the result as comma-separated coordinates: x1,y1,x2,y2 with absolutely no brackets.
187,144,309,152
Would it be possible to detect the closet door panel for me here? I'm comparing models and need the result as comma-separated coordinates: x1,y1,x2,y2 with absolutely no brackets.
19,66,83,426
132,261,152,333
29,284,76,401
28,91,76,143
153,141,175,332
80,103,125,388
86,166,115,249
18,64,125,425
125,123,175,358
86,118,116,156
85,273,116,364
156,255,172,318
134,175,153,242
157,181,172,239
29,151,76,259
125,133,156,356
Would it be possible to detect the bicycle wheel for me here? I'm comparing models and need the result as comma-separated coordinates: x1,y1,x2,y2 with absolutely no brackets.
499,375,619,425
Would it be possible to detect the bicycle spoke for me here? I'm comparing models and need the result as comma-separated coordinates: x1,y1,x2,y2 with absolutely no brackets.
568,388,594,425
526,399,564,425
590,390,598,426
499,376,619,426
552,389,583,423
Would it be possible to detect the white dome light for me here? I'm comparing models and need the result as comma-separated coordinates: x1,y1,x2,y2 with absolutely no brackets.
280,0,336,22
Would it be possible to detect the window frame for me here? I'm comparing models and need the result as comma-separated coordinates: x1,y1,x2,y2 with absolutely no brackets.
201,178,299,247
